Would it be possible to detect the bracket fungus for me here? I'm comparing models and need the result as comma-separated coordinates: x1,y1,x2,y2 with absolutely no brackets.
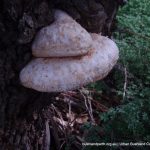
32,10,93,57
20,10,119,92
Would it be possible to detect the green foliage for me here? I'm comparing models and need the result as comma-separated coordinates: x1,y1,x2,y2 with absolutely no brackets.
81,123,101,142
84,0,150,148
101,97,150,142
101,0,150,143
115,0,150,84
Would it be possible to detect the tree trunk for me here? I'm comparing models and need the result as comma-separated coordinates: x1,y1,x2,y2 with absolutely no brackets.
0,0,126,149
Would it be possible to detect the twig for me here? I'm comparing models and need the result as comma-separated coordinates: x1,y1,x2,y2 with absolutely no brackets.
48,109,61,150
123,67,127,101
68,99,72,123
44,120,51,150
114,63,135,79
59,141,65,150
118,28,150,41
88,95,94,123
90,99,108,112
51,104,66,130
80,88,95,124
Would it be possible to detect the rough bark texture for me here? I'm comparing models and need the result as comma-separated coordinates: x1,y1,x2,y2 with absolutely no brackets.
0,0,126,149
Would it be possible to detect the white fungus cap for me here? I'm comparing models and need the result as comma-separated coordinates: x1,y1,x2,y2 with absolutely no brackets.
20,34,119,92
32,10,93,57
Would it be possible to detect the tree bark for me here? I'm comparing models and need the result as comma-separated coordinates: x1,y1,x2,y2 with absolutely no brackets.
0,0,126,149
